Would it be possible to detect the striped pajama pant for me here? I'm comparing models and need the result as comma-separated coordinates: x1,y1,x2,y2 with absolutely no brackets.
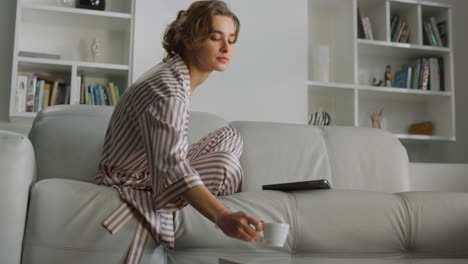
100,125,244,264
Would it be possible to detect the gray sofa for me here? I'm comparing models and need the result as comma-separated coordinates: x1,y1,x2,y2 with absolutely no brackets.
1,105,468,264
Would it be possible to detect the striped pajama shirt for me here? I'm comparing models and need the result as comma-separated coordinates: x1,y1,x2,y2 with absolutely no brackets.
95,55,244,264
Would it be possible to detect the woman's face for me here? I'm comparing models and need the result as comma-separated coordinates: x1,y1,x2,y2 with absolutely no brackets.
190,15,236,72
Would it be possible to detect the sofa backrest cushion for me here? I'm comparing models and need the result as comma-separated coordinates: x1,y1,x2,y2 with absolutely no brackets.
28,105,228,183
29,105,409,192
29,105,113,183
322,126,410,192
230,121,409,193
230,121,333,192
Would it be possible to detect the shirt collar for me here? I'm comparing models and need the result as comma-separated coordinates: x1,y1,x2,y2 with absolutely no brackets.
167,54,191,85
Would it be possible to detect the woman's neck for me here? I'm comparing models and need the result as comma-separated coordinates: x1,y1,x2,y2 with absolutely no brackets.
183,56,212,96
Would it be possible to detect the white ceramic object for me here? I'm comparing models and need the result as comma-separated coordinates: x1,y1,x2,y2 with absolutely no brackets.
261,222,289,247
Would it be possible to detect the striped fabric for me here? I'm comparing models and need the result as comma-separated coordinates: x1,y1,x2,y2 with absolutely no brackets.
95,55,244,263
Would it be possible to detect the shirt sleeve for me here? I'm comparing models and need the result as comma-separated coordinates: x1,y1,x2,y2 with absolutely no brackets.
139,96,204,210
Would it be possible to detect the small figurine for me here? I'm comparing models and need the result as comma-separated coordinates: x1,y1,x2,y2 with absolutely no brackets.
91,38,101,62
370,108,384,129
385,65,392,87
372,77,383,87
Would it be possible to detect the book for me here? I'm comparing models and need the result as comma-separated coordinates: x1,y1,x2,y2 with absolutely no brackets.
429,57,440,91
402,26,411,43
104,86,112,105
114,85,120,102
56,83,65,104
34,80,40,112
50,81,60,106
26,75,37,112
98,85,105,105
84,85,89,105
80,75,85,104
421,58,430,90
362,16,370,39
424,21,438,46
94,86,100,105
43,83,51,109
64,84,71,104
398,24,410,43
437,21,448,47
34,80,45,112
109,82,117,105
87,86,92,105
406,66,413,89
438,57,445,91
394,19,406,42
15,75,28,112
89,85,96,105
18,51,61,60
412,59,421,89
70,76,81,104
430,17,443,47
363,17,374,40
357,8,366,39
394,67,410,88
390,15,400,40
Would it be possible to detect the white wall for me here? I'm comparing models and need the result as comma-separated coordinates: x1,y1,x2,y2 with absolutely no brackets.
133,0,308,124
0,0,466,162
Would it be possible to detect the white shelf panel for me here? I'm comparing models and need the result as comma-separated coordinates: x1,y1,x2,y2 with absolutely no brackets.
18,57,129,71
389,0,419,5
396,133,455,141
22,4,131,30
307,81,355,90
10,112,39,119
22,4,132,19
357,84,452,97
359,88,452,103
419,1,451,10
358,39,450,58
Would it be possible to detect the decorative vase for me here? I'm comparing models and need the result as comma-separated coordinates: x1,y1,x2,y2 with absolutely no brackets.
90,38,101,62
76,0,105,11
56,0,75,7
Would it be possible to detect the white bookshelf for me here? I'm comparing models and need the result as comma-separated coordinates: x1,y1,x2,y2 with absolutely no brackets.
9,0,134,121
308,0,455,141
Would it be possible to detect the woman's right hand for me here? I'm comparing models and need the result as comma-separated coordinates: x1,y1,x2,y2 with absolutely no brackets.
215,209,264,243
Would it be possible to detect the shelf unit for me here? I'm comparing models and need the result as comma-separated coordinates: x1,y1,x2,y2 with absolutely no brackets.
9,0,134,121
307,0,454,141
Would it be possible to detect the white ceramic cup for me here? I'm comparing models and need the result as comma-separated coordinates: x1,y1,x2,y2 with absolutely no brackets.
261,222,289,247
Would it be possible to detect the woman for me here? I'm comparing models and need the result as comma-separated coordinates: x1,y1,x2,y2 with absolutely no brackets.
95,1,263,263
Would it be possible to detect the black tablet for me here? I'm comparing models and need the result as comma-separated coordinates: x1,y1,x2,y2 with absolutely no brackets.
262,179,331,192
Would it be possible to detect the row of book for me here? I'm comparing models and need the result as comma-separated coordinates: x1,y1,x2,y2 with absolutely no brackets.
79,80,121,106
390,15,411,43
358,11,448,47
15,73,122,113
393,57,444,91
15,74,71,113
357,8,374,40
423,17,447,47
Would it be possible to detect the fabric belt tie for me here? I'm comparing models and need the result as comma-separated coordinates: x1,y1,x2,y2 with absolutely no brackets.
102,202,173,264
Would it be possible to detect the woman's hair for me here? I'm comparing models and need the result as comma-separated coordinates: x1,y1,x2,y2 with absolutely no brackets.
162,0,240,62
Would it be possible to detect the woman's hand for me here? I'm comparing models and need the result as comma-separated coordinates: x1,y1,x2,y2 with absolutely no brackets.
215,209,264,242
181,186,263,242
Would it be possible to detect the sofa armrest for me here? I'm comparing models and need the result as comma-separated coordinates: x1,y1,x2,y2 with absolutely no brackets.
0,130,36,263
